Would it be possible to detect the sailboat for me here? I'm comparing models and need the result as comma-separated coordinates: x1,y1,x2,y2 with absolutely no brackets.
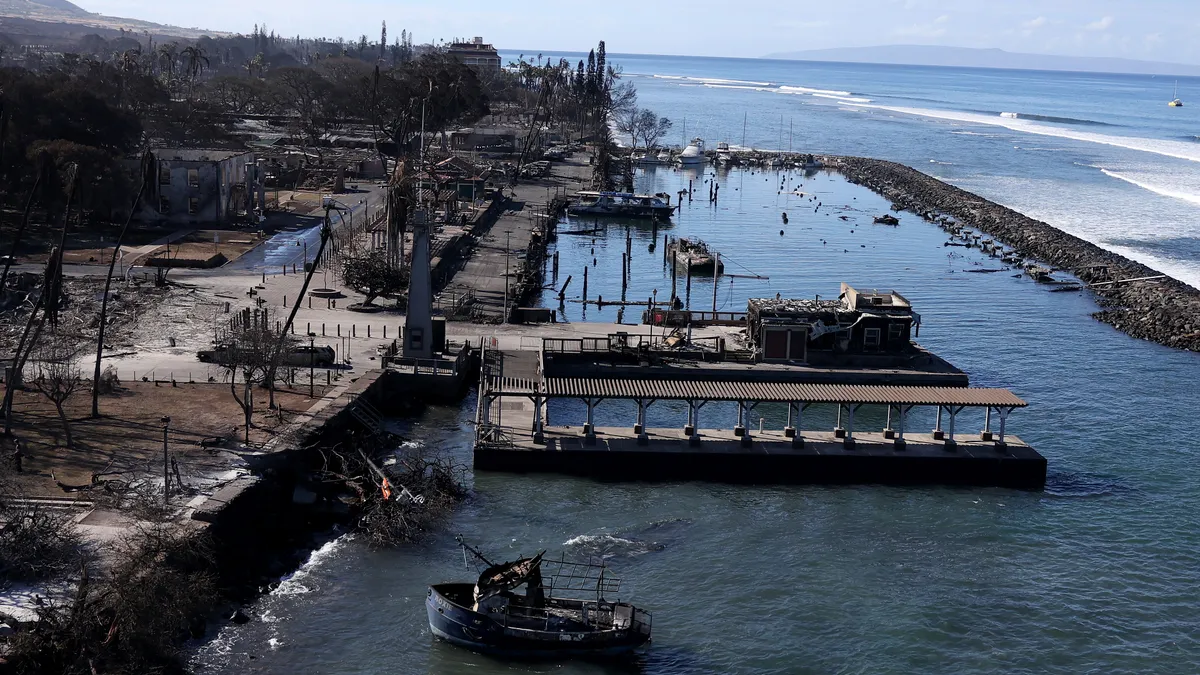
1169,81,1183,107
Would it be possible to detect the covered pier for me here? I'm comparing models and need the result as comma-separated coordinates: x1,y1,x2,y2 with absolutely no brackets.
475,358,1046,489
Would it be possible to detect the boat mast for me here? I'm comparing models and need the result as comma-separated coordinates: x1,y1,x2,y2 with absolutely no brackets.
742,112,747,149
789,118,793,153
456,535,497,567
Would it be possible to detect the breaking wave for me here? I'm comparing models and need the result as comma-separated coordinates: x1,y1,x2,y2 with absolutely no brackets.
779,84,853,97
653,74,773,87
1100,168,1200,206
271,534,351,596
812,93,872,104
844,102,1200,164
999,111,1115,126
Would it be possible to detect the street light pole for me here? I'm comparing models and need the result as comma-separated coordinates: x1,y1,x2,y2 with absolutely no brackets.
503,229,513,322
308,332,316,398
161,416,171,506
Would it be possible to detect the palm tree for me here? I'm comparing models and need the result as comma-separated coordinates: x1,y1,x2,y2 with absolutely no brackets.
181,45,209,95
157,42,178,83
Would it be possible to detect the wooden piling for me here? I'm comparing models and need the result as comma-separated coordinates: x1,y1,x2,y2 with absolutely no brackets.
583,266,589,302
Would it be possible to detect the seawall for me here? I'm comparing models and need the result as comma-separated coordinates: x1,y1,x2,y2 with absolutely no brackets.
827,156,1200,352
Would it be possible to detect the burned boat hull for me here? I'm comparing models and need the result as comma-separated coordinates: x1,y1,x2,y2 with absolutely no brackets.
426,583,651,658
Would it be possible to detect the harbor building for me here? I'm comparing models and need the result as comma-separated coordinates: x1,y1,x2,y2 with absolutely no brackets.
446,37,502,70
748,284,918,362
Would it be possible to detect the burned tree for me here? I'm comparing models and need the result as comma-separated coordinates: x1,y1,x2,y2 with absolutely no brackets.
342,248,408,306
91,149,153,417
32,341,82,448
219,309,293,444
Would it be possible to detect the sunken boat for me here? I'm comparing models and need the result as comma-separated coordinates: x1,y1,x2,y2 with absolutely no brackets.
426,538,652,658
668,237,724,274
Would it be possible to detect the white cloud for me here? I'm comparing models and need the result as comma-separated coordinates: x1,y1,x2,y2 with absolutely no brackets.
1022,16,1047,30
1085,16,1114,31
895,13,950,37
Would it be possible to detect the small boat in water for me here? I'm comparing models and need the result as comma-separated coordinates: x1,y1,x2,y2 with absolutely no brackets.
715,141,734,165
634,151,667,166
1170,81,1184,107
427,538,653,658
668,237,724,274
678,137,707,165
568,191,674,219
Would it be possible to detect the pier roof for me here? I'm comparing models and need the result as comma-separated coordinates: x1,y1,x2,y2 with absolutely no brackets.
539,379,1026,408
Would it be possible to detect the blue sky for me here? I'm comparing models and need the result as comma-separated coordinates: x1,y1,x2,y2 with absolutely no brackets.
77,0,1200,64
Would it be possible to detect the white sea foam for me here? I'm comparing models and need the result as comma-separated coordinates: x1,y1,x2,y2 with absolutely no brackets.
1101,169,1200,206
703,83,773,92
845,103,1200,164
811,93,873,103
687,76,773,86
779,85,854,97
272,534,351,596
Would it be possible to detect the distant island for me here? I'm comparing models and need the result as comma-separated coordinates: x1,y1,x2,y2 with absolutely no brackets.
763,45,1200,77
0,0,220,39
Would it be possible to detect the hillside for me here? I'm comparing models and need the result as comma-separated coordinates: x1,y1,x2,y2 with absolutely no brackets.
0,0,222,40
763,45,1200,77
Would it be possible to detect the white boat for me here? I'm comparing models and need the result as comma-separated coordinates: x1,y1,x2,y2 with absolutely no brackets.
678,138,707,165
715,141,734,165
656,150,672,163
1170,81,1183,107
634,152,666,166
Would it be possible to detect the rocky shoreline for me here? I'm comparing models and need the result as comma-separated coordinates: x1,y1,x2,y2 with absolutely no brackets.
825,155,1200,353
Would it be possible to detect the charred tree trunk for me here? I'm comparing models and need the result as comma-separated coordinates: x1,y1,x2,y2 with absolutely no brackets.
92,152,151,417
265,216,331,408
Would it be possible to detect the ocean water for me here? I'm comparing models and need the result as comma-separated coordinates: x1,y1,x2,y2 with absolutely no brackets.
516,53,1200,288
191,57,1200,675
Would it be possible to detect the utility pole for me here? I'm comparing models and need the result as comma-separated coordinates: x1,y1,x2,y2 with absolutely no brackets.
308,332,316,397
161,416,171,506
503,229,513,322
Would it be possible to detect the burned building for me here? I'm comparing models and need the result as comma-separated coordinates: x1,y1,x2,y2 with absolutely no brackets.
748,283,919,363
134,149,265,226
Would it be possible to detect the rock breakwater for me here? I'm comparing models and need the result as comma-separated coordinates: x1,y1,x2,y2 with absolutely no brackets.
828,156,1200,352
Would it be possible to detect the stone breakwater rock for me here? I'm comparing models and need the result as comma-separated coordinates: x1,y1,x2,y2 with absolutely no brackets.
824,155,1200,352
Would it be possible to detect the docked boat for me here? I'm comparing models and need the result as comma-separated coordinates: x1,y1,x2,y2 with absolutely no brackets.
668,237,724,274
568,191,674,219
715,141,734,165
634,151,666,166
426,538,652,658
678,137,707,165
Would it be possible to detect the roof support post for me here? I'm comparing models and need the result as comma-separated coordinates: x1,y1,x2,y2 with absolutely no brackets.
532,391,544,445
785,402,797,438
933,405,945,440
791,402,807,448
689,400,703,447
834,403,846,438
844,403,861,448
583,397,596,445
635,398,649,445
995,407,1011,451
980,406,993,442
944,405,964,451
884,404,895,439
734,400,746,437
684,399,696,437
894,404,911,450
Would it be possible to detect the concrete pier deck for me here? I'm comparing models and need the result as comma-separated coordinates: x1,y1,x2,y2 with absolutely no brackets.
475,426,1046,489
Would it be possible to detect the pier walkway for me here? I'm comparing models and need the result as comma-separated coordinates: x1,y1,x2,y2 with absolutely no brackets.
436,153,593,321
